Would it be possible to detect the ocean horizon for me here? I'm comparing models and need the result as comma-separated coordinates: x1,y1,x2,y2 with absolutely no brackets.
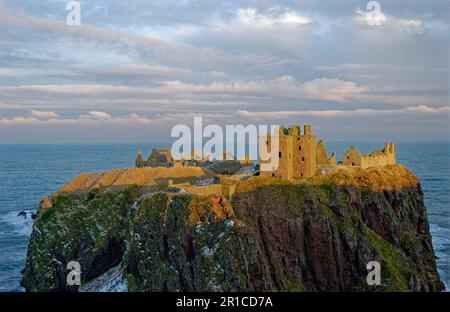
0,141,448,291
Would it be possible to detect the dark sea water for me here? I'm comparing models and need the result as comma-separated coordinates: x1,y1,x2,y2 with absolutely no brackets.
0,142,448,291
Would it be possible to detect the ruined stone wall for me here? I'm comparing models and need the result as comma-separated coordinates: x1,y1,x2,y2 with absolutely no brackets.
360,143,396,169
293,130,316,178
260,130,291,179
184,184,223,196
385,143,396,165
316,140,336,167
343,143,396,169
343,146,363,167
360,155,388,168
329,153,337,165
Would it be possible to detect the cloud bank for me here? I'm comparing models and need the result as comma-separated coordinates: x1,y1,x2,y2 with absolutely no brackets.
0,0,448,142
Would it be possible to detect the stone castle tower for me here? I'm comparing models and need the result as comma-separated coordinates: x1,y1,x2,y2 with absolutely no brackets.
259,125,317,179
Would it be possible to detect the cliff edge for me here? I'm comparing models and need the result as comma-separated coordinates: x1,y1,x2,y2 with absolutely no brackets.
21,164,444,291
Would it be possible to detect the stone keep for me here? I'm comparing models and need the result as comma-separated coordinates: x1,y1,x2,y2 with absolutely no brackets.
259,125,317,179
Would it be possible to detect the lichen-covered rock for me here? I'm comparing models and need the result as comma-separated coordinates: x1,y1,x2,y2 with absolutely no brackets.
21,166,444,292
38,196,53,211
125,193,263,291
233,183,443,291
21,186,141,291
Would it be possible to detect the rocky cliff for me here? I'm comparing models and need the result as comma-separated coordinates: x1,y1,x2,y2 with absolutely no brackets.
21,165,444,291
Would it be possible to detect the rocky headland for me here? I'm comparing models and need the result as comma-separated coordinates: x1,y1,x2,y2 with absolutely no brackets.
21,164,444,291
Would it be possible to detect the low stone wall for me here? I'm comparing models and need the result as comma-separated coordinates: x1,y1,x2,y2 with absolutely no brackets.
360,154,394,169
184,184,223,196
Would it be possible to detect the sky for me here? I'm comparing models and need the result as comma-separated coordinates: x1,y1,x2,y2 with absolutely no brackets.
0,0,449,143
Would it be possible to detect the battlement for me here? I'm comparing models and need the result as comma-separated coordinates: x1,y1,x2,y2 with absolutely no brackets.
266,124,314,138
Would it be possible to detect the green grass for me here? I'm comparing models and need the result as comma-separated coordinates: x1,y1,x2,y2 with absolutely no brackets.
364,228,415,291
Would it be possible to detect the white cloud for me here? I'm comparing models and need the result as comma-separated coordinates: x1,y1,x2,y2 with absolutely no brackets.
353,9,447,38
0,76,445,112
1,105,448,127
236,105,450,120
234,8,310,28
0,111,153,126
315,63,447,73
83,111,112,120
405,105,450,113
0,117,42,126
30,109,58,119
354,8,386,26
159,76,368,103
297,77,368,102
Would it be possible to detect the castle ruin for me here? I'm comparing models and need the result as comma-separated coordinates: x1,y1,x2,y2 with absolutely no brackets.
136,124,396,181
136,148,211,168
259,125,319,179
342,143,396,169
136,148,252,169
259,124,396,179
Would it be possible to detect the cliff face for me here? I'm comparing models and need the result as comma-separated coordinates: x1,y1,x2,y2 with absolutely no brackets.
21,165,444,292
233,183,441,291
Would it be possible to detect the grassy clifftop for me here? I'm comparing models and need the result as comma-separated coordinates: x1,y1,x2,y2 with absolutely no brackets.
59,164,418,194
59,166,215,193
238,164,419,193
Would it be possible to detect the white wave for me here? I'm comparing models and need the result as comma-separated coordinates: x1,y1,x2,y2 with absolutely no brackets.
0,210,35,237
430,223,450,252
430,223,450,291
79,265,128,292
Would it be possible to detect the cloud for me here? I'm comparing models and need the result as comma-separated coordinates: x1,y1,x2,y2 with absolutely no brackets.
315,63,447,73
0,67,18,76
86,64,226,80
296,77,368,102
0,1,448,142
0,117,42,126
236,105,450,120
353,8,447,38
76,111,154,125
30,109,58,119
405,105,450,113
0,6,292,75
82,111,112,120
233,8,311,28
0,75,445,114
152,76,368,103
1,105,448,127
0,76,368,109
0,111,153,126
